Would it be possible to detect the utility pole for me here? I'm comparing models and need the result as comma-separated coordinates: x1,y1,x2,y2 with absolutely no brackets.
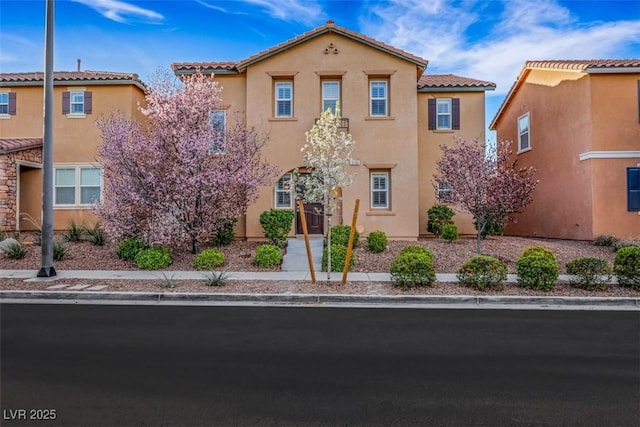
38,0,55,277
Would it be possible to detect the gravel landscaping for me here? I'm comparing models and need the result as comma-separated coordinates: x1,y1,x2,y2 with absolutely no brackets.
1,232,638,298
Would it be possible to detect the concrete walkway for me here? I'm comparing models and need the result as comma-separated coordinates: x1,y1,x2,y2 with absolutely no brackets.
281,237,324,272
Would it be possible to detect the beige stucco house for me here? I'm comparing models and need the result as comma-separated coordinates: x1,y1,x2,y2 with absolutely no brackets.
173,20,495,240
0,71,146,232
490,60,640,240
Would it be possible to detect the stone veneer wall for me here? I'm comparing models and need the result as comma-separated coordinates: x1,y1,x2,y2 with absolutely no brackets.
0,148,42,232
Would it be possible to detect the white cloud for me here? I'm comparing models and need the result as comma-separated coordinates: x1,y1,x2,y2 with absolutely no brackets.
361,0,640,94
72,0,164,24
240,0,325,26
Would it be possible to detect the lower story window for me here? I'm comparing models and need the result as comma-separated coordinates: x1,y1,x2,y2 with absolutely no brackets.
54,166,102,206
275,173,293,208
436,181,452,203
370,171,389,209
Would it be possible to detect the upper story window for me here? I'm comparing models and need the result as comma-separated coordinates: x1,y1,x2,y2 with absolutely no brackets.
518,113,530,152
428,98,460,130
62,90,92,116
0,92,16,116
275,173,293,209
210,109,226,153
436,181,453,203
370,171,390,209
322,81,340,113
370,80,388,116
275,81,293,118
54,165,101,207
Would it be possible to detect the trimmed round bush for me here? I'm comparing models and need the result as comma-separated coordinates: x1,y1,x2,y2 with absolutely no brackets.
521,246,557,263
259,210,295,247
516,255,559,291
330,225,360,247
614,240,640,252
390,252,436,289
117,237,148,261
135,247,172,270
427,204,455,235
193,248,225,270
566,257,611,291
440,224,459,242
254,244,282,268
614,246,640,289
322,244,355,272
457,255,507,291
399,245,434,263
366,231,387,253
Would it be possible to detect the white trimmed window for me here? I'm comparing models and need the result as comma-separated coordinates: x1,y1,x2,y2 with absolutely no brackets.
436,98,452,130
275,81,293,117
70,91,85,114
322,81,340,113
0,93,8,115
210,109,226,153
275,173,293,209
436,181,452,203
370,80,388,116
370,171,389,209
518,113,530,152
54,166,101,206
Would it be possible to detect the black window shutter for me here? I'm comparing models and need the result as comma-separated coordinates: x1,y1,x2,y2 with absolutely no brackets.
8,92,16,115
452,98,460,130
428,98,436,130
628,167,640,211
84,91,92,114
62,92,70,114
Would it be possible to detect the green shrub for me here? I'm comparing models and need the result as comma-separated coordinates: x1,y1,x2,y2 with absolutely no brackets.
86,222,107,246
390,252,436,289
427,205,455,235
135,247,172,270
212,218,236,247
259,210,295,247
193,249,225,270
116,237,148,261
366,230,387,253
566,257,611,291
202,271,230,287
53,240,69,261
440,224,459,242
516,255,559,291
457,255,507,291
254,244,282,268
4,241,27,260
330,225,360,247
399,245,434,263
475,214,506,238
613,239,640,252
521,246,557,263
322,244,355,272
593,234,619,247
63,220,85,242
614,246,640,289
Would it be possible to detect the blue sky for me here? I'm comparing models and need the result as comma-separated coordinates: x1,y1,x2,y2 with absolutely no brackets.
1,0,639,136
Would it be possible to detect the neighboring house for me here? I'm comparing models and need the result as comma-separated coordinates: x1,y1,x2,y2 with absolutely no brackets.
0,71,146,232
490,60,640,240
173,20,495,240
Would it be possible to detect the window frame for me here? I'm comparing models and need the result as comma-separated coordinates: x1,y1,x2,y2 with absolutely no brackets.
209,109,227,153
69,91,85,115
322,80,341,114
369,80,388,117
0,93,8,115
275,173,293,209
518,112,530,153
54,165,102,207
436,98,452,130
370,171,390,209
436,181,453,203
275,81,293,118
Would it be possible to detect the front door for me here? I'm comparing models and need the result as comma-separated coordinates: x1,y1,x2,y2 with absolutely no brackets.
296,202,324,235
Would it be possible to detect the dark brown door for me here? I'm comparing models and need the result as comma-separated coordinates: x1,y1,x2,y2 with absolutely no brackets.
296,202,324,235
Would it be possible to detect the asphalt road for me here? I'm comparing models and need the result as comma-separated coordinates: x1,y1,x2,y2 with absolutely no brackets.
1,304,638,426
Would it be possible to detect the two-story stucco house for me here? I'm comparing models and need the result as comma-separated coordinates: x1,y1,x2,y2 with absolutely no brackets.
0,70,146,232
173,20,495,240
490,60,640,241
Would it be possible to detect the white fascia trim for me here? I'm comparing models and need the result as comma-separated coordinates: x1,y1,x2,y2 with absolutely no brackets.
579,151,640,161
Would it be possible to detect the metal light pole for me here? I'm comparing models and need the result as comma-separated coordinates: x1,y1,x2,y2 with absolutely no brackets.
37,0,55,277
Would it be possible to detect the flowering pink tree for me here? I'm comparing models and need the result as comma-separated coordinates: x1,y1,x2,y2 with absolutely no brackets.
96,71,278,253
434,138,538,254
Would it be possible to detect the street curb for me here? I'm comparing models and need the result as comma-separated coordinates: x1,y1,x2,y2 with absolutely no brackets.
1,290,639,309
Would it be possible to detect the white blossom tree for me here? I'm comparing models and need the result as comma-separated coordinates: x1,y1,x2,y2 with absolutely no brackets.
297,103,356,277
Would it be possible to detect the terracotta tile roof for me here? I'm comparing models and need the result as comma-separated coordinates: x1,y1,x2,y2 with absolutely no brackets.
172,20,428,74
525,59,640,71
0,71,145,87
418,74,495,89
0,138,43,154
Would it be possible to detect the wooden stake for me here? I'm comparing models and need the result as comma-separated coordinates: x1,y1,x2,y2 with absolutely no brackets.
297,200,316,284
342,199,360,285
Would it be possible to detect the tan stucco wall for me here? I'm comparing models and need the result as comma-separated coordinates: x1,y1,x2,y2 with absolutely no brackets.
417,91,486,236
493,69,640,240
